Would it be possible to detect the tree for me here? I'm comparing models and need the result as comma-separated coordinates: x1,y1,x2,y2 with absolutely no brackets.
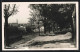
4,4,18,27
29,4,53,34
71,5,76,43
57,4,76,42
4,4,18,46
29,4,76,42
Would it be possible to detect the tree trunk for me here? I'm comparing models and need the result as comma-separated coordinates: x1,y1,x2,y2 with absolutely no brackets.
48,24,50,33
70,6,76,45
52,23,54,33
70,16,76,44
38,24,40,35
43,18,47,34
44,25,46,34
5,17,8,27
4,17,9,47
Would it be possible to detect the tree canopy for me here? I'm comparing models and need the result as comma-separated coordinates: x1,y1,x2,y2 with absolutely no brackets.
29,4,75,29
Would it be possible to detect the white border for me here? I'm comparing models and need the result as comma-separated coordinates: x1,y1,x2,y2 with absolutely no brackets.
2,2,79,51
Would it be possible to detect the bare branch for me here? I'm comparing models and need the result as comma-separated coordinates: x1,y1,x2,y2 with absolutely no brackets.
8,4,16,17
4,4,7,9
4,4,8,18
7,4,10,11
4,4,18,19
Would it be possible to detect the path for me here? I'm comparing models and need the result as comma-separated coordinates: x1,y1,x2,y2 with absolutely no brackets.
10,32,75,49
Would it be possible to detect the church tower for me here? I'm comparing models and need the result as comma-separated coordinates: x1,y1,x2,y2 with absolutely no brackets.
16,19,18,24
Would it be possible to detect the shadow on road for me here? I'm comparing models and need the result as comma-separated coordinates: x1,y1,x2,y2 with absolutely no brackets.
28,39,71,46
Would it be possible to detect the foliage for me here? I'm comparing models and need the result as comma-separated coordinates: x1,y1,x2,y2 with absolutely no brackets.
29,4,76,42
29,4,75,29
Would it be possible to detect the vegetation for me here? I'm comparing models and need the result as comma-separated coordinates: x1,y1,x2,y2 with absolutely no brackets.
29,4,76,42
4,4,18,46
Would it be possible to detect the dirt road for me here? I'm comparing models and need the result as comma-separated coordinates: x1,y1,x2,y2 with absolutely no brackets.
10,32,75,49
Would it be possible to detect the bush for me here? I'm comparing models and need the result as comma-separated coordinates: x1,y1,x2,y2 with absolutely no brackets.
6,26,21,35
54,28,72,34
26,26,33,33
4,26,23,45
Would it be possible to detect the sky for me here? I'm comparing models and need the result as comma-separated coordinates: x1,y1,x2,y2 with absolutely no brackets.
2,3,32,24
9,4,31,24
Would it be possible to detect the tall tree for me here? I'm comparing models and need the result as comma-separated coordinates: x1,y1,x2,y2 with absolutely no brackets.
4,4,18,46
29,4,76,42
71,5,76,43
4,4,18,27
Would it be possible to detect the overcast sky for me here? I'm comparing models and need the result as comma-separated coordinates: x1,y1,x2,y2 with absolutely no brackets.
2,3,31,24
9,4,31,24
